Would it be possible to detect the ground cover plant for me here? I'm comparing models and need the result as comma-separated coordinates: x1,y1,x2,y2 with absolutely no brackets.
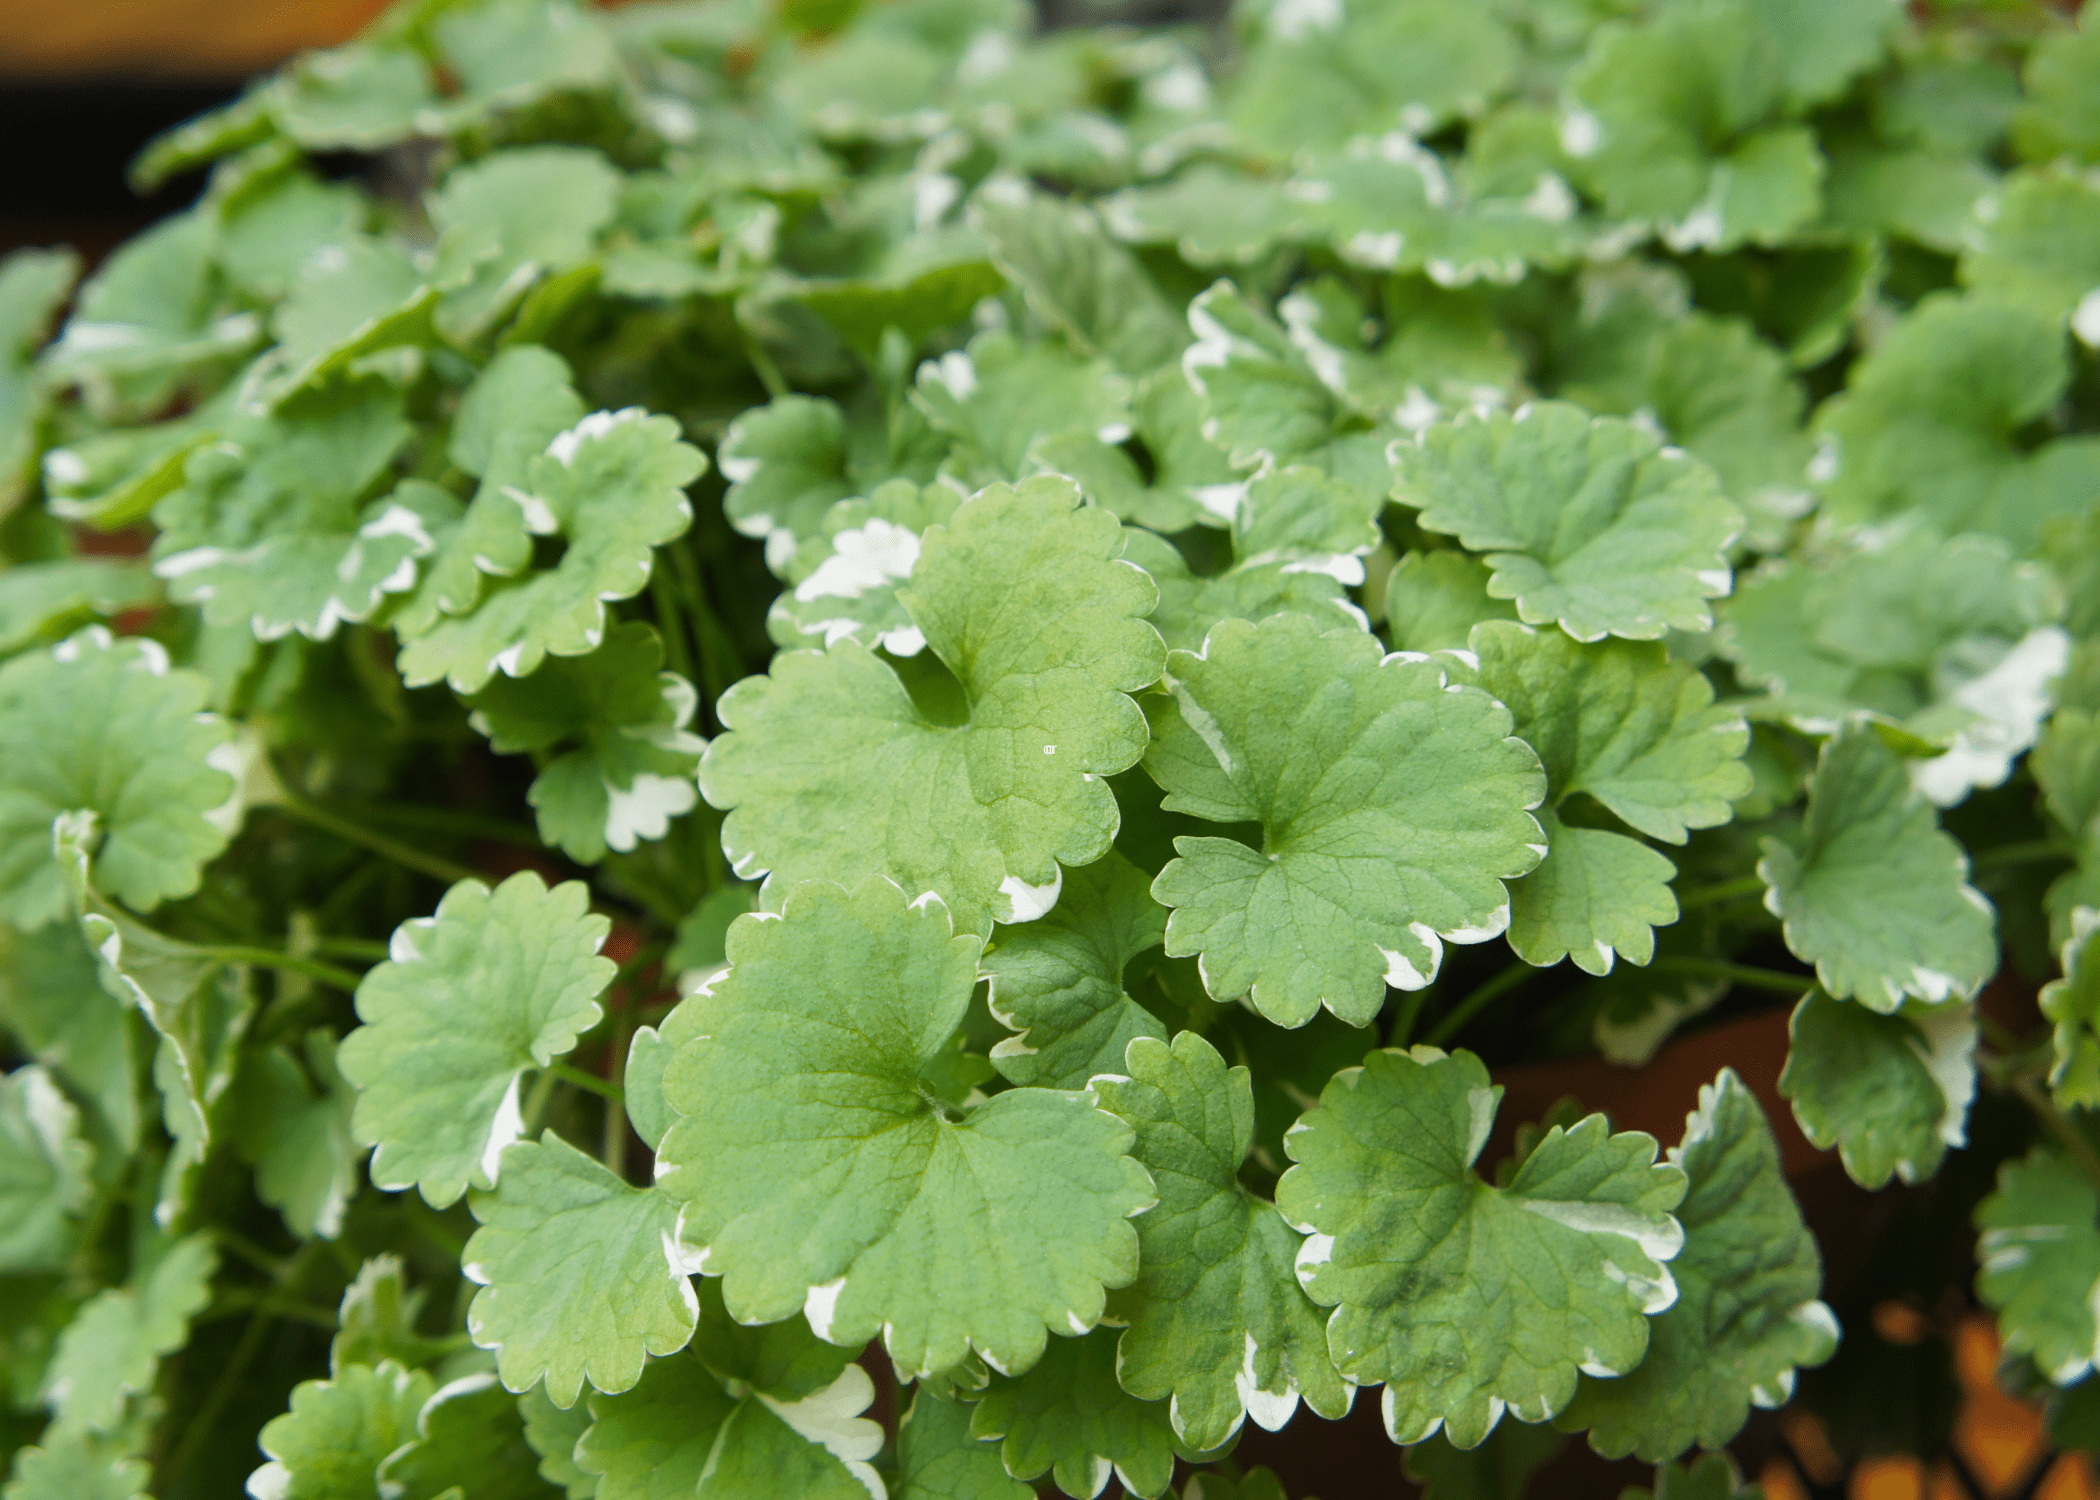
3,0,2100,1492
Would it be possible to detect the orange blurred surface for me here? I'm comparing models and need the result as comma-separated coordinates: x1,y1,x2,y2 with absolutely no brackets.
0,0,395,79
1765,1315,2099,1500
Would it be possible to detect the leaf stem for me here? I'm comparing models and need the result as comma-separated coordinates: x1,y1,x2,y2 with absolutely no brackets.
312,935,391,962
1647,956,1813,993
164,1241,320,1487
546,1059,623,1102
335,802,542,849
1423,962,1539,1047
2015,1074,2100,1192
1970,838,2078,872
742,332,790,401
1387,988,1430,1047
274,793,480,886
203,945,365,992
1674,874,1767,910
651,567,698,685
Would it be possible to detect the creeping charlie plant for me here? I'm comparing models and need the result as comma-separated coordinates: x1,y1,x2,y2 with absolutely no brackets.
3,0,2100,1493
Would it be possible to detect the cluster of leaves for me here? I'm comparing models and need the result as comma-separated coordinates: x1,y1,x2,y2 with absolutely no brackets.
2,0,2100,1492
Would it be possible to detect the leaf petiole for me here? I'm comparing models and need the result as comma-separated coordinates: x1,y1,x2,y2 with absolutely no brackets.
545,1059,624,1102
274,792,480,886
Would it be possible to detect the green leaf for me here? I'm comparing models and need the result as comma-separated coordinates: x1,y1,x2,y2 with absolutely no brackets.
1275,1046,1687,1447
1962,167,2100,343
397,407,705,694
468,621,704,863
1466,622,1752,842
1283,147,1586,288
150,381,427,641
1819,141,1996,255
1099,168,1310,269
1549,300,1811,550
0,248,78,512
267,237,438,399
264,42,437,150
701,475,1164,935
1182,282,1355,471
463,1132,698,1407
1225,0,1516,153
1029,367,1241,535
1143,613,1545,1026
1459,620,1749,972
898,1390,1031,1500
1275,278,1525,432
334,1254,452,1374
338,872,615,1207
789,260,1008,368
393,344,584,637
56,812,252,1193
1384,552,1518,653
1119,528,1358,659
434,0,620,122
2012,8,2100,166
1978,1148,2100,1385
1567,0,1882,249
42,1234,216,1436
249,1359,438,1500
1758,725,1997,1011
378,1371,558,1500
575,1345,884,1500
1392,402,1742,643
0,1067,92,1273
429,146,622,343
912,331,1130,488
520,1385,597,1500
0,922,141,1161
766,480,963,656
231,1032,361,1240
42,403,226,530
972,182,1186,374
1556,1069,1838,1460
0,630,234,929
39,211,259,412
655,877,1155,1377
969,1327,1181,1499
1506,812,1679,975
1091,1032,1353,1449
1,1431,151,1500
1812,291,2068,532
2042,909,2100,1110
1779,988,1976,1190
0,560,159,658
983,850,1167,1091
718,396,862,553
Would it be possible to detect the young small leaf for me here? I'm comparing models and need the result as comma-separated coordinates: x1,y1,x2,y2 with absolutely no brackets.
338,873,615,1207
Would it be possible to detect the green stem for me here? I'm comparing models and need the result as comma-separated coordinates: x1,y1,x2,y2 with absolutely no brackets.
546,1059,623,1102
1674,874,1767,910
341,802,542,849
672,542,740,711
651,567,698,685
312,935,391,962
1647,956,1813,993
1388,988,1430,1048
742,332,790,400
2016,1074,2100,1192
163,1241,319,1487
209,1225,290,1278
1423,963,1539,1047
1971,838,2078,872
275,794,479,886
203,945,364,992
